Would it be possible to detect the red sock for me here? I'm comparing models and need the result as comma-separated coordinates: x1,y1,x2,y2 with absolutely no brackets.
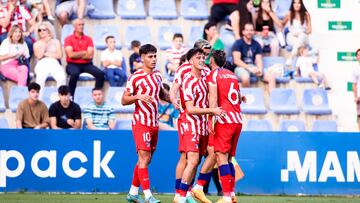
138,167,150,190
220,174,232,196
131,165,140,187
231,176,235,193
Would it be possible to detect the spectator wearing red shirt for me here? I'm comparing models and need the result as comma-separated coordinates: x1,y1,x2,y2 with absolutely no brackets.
64,18,104,97
210,0,240,40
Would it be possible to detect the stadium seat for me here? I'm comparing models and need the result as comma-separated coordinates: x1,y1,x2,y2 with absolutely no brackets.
106,87,135,113
149,0,177,19
311,120,337,132
0,117,9,129
125,25,151,49
79,73,95,81
279,120,306,132
87,0,116,19
115,119,132,130
61,24,90,45
181,0,208,20
302,88,332,115
41,87,59,108
269,88,300,114
0,87,6,112
74,86,93,111
274,0,292,19
188,25,203,47
93,25,121,50
118,0,146,19
157,25,182,50
245,119,273,131
263,56,290,83
163,66,175,82
240,88,267,114
9,86,28,112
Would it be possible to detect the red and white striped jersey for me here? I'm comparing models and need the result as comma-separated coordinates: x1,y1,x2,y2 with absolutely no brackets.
126,69,163,127
182,73,209,136
0,5,32,34
206,68,242,124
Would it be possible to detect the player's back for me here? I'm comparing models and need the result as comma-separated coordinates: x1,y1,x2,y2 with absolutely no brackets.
208,68,242,123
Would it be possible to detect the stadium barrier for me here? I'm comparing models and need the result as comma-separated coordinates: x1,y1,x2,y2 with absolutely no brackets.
0,130,359,195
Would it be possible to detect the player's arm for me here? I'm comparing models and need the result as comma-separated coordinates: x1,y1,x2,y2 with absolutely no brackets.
50,117,61,129
185,100,224,116
169,82,180,109
121,90,153,105
208,83,218,135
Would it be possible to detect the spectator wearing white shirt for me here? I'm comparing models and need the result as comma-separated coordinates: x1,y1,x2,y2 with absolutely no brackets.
100,35,126,87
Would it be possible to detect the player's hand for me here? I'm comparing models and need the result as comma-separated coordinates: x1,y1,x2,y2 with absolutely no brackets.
212,107,226,117
137,94,154,104
171,99,180,109
67,119,75,127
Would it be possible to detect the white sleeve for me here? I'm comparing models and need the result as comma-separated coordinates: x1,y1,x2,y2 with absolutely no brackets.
0,39,9,55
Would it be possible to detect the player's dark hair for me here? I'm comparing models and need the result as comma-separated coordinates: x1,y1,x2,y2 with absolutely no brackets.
131,40,141,49
211,50,226,67
139,44,157,56
173,33,183,40
179,53,187,66
356,48,360,56
186,48,204,61
28,82,40,92
105,35,114,43
203,21,217,40
162,83,170,91
58,85,70,95
92,87,103,93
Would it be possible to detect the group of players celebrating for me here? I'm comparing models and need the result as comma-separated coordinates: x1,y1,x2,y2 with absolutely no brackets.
121,40,244,203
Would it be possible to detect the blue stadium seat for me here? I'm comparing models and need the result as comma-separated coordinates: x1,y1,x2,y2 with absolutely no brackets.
274,0,292,19
125,25,151,49
9,86,28,112
0,87,6,112
263,56,290,83
0,117,9,129
149,0,177,19
245,119,273,131
188,26,203,47
87,0,116,19
106,87,135,113
118,0,146,19
279,120,306,132
78,73,95,81
270,88,300,114
115,119,132,130
312,120,337,132
93,25,121,50
74,86,93,111
240,88,267,114
157,26,182,50
61,24,90,45
181,0,208,20
41,87,59,108
302,88,332,115
163,65,175,82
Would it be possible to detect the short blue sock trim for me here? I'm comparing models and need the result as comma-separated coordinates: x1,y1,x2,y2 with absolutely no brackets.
198,172,212,182
175,179,181,189
179,182,190,191
219,164,231,176
229,162,235,177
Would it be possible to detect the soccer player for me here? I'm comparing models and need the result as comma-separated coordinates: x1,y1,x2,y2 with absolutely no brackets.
207,50,244,203
170,40,212,203
177,48,225,203
121,44,169,203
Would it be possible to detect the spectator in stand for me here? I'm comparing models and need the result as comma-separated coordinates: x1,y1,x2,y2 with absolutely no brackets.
209,0,240,40
0,25,29,86
0,0,36,57
352,48,360,131
84,87,116,130
49,85,82,129
129,40,142,74
158,83,179,130
101,35,126,87
55,0,87,26
165,33,188,78
203,22,224,66
26,0,55,22
16,82,49,129
254,0,282,56
64,18,104,97
232,23,276,92
295,46,331,90
282,0,311,65
34,21,66,98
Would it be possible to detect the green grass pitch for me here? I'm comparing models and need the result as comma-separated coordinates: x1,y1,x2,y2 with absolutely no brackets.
0,193,359,203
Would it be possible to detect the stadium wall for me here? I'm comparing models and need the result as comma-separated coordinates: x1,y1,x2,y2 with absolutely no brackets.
0,130,359,195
